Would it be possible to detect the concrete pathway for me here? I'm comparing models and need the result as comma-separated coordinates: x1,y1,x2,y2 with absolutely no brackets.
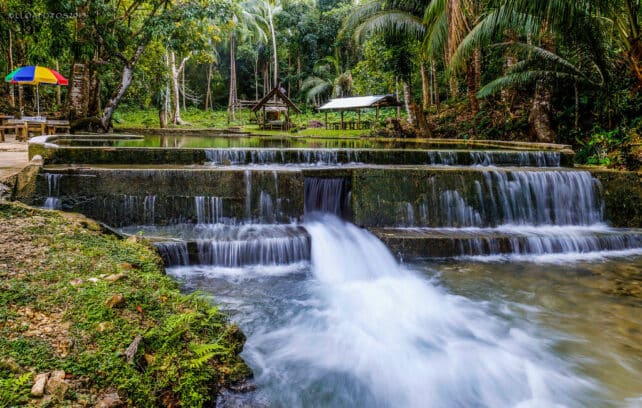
0,135,29,181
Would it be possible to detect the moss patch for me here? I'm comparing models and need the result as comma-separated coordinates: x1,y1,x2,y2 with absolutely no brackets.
0,202,250,407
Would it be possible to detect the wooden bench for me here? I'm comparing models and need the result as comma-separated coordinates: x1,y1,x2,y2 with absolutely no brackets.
46,120,71,134
4,119,46,141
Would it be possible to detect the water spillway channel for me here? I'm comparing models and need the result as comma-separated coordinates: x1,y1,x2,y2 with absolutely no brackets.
24,137,642,406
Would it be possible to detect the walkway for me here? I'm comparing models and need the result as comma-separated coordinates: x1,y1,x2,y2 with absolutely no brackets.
0,134,29,181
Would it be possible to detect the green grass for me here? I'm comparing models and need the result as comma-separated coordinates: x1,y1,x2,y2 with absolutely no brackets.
0,202,249,407
112,107,399,138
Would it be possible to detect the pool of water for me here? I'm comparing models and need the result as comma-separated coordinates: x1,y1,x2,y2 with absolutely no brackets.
165,217,642,408
53,134,526,150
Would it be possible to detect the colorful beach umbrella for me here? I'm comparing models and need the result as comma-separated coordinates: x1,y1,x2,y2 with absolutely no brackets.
5,66,69,116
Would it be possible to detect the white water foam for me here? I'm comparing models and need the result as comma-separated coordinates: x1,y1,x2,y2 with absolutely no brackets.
243,215,593,407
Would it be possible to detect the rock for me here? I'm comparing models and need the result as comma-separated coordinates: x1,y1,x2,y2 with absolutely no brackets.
87,277,100,283
0,358,23,373
104,273,126,282
30,372,49,397
69,278,84,287
45,370,67,397
124,334,142,363
60,338,74,358
105,294,125,308
94,390,122,408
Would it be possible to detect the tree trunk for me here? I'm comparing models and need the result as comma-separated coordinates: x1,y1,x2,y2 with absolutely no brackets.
431,59,440,109
255,54,260,101
181,64,186,111
402,80,414,125
420,61,430,110
88,64,101,117
528,80,556,143
55,60,62,107
101,45,146,131
297,56,302,92
170,51,189,125
228,32,237,122
466,58,479,115
8,30,15,108
205,62,213,111
159,109,167,128
67,62,90,119
449,76,458,99
268,5,278,87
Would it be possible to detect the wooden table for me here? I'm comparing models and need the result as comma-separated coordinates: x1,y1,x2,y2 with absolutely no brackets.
2,118,46,141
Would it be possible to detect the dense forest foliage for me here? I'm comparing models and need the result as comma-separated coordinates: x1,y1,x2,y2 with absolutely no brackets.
1,0,641,168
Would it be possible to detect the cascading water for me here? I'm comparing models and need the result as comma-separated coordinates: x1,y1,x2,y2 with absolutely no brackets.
304,177,351,218
43,173,63,210
193,215,595,407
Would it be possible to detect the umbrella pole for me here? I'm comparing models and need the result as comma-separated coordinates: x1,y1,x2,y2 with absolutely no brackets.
36,85,40,117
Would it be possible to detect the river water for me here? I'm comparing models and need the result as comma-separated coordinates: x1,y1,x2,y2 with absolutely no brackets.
165,215,642,408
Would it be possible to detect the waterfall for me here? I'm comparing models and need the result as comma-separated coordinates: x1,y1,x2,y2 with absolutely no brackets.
244,215,589,407
195,196,223,225
43,173,63,210
195,225,310,267
415,170,603,228
304,177,350,217
155,241,189,266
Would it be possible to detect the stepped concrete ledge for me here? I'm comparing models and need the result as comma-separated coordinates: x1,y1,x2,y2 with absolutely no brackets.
371,227,642,259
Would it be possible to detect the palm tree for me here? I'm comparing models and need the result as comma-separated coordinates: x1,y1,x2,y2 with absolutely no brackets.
345,0,426,124
227,0,268,121
301,55,352,105
449,0,611,141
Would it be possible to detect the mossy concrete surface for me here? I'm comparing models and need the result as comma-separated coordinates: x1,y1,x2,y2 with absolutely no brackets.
21,167,304,226
589,169,642,228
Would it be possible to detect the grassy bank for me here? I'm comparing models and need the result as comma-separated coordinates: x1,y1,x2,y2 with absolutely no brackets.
0,202,250,407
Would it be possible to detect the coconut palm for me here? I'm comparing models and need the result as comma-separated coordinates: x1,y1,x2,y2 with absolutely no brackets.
448,0,612,142
344,0,427,124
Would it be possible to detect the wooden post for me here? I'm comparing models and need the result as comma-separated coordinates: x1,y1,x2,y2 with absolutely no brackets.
340,110,344,130
325,111,328,129
357,109,361,129
376,106,380,124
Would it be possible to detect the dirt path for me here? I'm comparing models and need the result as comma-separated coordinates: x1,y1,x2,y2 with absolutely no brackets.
0,135,29,180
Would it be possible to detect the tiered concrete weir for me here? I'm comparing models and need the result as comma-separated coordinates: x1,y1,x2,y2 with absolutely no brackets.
19,133,642,262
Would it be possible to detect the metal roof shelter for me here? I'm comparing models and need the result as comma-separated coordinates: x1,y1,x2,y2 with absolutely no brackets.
318,95,400,129
252,86,301,130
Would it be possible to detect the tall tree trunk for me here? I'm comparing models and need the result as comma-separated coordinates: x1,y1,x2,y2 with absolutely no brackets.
297,56,302,92
466,58,479,115
449,77,458,99
205,62,213,111
431,59,440,109
473,48,482,92
402,80,414,125
55,60,62,107
87,61,101,117
255,55,260,101
267,5,278,87
529,80,556,143
8,30,15,108
228,32,237,121
420,61,430,110
101,45,146,130
67,62,90,119
181,65,186,111
170,51,189,125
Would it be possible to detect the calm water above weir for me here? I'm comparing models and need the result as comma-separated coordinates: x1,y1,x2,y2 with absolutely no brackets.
165,216,642,408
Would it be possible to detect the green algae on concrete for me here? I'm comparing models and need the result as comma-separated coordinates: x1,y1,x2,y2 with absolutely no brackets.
589,169,642,228
21,167,304,226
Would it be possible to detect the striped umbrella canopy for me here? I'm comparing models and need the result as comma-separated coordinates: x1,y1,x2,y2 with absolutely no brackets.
5,66,68,117
5,65,68,85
